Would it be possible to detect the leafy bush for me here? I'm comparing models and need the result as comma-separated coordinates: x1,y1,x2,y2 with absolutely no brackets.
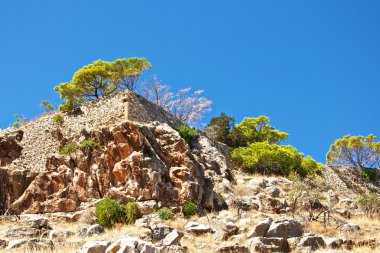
80,138,100,149
124,201,139,225
362,168,377,182
182,201,197,218
357,194,380,219
175,125,197,144
95,197,124,229
156,207,174,220
232,142,319,176
59,142,79,155
52,113,64,124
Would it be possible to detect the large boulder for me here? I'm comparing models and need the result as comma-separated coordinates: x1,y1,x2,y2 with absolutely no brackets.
297,236,326,250
265,220,303,238
82,241,111,253
247,218,273,238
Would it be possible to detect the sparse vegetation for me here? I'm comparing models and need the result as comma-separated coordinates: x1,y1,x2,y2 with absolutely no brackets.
40,100,55,113
12,114,28,128
95,197,124,229
52,113,64,124
357,194,380,219
176,125,197,144
59,142,79,155
182,201,197,218
124,201,139,225
80,138,100,149
362,168,378,182
156,207,174,220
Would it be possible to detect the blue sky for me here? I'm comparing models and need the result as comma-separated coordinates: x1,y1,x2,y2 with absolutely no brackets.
0,1,379,162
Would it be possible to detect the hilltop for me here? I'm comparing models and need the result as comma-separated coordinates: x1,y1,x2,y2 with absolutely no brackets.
0,89,379,253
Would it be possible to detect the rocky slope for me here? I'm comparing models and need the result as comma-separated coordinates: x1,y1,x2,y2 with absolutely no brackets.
0,90,233,215
1,90,379,253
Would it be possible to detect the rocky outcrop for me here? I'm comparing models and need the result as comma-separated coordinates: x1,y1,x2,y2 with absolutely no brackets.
0,130,23,166
4,100,233,214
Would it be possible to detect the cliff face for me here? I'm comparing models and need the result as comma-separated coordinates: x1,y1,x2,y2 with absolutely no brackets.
0,91,233,215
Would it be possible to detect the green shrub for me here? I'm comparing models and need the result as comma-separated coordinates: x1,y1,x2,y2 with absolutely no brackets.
362,168,377,182
59,142,79,155
80,138,100,149
156,207,174,220
175,125,197,144
124,201,139,225
231,141,319,177
95,197,124,229
52,113,64,124
182,201,197,218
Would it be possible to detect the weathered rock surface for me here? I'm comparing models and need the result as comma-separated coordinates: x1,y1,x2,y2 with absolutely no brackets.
215,245,251,253
1,91,233,215
265,219,303,238
6,238,53,250
247,218,273,238
247,237,290,252
185,222,213,234
82,241,111,253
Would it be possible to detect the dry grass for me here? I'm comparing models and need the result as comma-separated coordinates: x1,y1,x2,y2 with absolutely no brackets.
304,221,338,237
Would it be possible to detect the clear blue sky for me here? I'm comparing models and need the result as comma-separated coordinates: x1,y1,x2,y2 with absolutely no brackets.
1,1,379,163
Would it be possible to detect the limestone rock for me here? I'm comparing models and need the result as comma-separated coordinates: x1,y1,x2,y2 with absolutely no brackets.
265,220,303,238
341,223,360,232
323,237,343,249
6,226,41,238
18,214,49,228
297,236,326,250
6,238,53,250
215,245,250,253
162,230,184,246
82,241,111,253
49,229,75,241
247,218,273,238
247,237,290,252
185,222,213,234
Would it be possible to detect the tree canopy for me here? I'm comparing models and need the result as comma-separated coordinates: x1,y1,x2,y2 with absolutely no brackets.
54,57,151,112
327,134,380,170
232,116,289,147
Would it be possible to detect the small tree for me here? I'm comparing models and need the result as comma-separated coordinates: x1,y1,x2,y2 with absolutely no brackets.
327,134,380,170
141,75,173,109
40,100,55,113
111,57,151,91
54,57,151,113
205,112,235,145
231,116,289,147
166,88,212,125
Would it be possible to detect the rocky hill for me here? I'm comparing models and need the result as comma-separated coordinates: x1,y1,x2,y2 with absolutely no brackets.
0,90,379,253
